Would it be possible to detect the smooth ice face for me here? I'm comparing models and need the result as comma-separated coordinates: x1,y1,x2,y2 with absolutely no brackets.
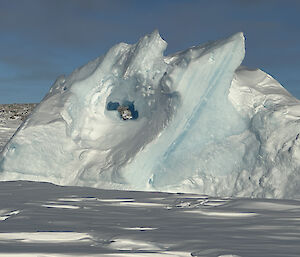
122,33,246,189
0,31,299,199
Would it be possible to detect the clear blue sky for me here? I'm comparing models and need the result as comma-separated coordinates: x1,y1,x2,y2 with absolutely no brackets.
0,0,300,103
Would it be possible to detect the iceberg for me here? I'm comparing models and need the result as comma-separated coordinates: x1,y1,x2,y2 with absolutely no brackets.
0,31,299,199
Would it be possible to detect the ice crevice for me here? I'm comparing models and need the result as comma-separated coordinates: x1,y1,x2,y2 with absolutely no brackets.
0,30,299,199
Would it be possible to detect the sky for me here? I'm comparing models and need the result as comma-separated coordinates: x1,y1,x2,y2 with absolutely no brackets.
0,0,300,103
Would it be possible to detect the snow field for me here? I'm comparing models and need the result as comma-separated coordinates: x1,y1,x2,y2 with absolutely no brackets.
0,181,299,256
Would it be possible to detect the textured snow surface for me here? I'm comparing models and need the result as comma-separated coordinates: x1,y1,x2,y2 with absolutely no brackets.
0,31,299,198
0,181,299,256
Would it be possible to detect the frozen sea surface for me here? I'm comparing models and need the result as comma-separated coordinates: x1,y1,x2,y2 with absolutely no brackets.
0,180,299,257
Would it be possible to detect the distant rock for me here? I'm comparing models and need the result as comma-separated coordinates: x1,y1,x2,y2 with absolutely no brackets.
0,103,36,121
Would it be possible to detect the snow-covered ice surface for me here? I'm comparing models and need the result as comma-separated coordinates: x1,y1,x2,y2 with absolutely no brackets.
0,31,300,199
0,180,299,257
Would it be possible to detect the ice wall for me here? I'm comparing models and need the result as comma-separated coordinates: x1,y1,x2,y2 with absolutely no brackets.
0,31,299,199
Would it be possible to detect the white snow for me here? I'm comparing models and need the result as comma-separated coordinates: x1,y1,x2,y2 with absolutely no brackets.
41,203,81,209
0,210,20,221
0,181,299,256
0,31,299,199
0,232,91,243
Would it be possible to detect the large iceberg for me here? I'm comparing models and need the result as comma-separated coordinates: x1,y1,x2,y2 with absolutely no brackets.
0,31,299,198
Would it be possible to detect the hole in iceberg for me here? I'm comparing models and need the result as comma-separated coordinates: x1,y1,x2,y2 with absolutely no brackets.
107,102,120,110
106,101,138,120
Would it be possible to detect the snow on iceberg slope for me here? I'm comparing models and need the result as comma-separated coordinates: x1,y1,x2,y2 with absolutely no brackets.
0,31,299,199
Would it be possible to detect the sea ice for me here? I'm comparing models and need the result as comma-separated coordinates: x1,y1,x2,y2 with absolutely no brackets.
0,31,299,199
0,181,299,256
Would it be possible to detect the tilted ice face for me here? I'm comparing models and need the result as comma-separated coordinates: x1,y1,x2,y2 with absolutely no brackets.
0,31,299,199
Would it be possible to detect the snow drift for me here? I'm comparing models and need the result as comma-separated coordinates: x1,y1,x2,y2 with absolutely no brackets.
0,31,299,198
